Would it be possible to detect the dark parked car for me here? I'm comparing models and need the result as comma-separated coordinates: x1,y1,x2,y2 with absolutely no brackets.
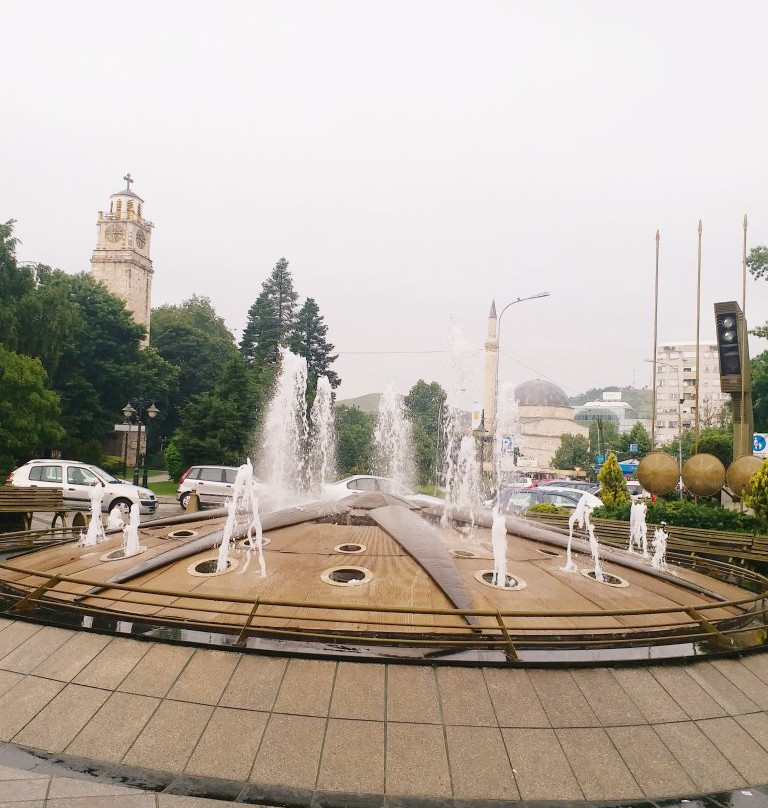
498,487,601,513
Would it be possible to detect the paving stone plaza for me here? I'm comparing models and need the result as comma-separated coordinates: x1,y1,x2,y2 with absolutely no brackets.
5,615,768,806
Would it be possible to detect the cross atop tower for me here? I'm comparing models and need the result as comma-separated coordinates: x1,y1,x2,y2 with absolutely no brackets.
123,173,134,191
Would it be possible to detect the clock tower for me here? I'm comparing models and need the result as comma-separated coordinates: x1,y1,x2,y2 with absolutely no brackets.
90,174,154,344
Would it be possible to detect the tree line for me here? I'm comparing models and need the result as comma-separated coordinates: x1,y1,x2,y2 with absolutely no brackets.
0,219,449,485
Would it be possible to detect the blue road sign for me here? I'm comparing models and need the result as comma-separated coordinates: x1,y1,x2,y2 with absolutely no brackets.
754,434,767,453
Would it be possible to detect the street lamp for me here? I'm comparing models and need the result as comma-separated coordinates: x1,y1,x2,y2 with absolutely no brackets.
122,400,159,487
645,358,683,498
492,291,550,439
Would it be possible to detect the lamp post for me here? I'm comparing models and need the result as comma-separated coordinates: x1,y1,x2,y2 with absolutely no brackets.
492,292,550,436
122,400,159,487
645,358,683,498
489,293,550,484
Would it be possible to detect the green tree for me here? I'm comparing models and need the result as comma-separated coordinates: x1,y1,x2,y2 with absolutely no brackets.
747,245,768,281
290,297,340,393
616,421,651,458
0,220,34,351
151,296,238,435
697,427,733,467
589,418,621,456
240,258,298,367
335,405,375,476
552,434,592,472
597,452,630,507
405,380,447,485
752,352,768,432
0,345,64,473
48,273,169,454
170,354,260,469
151,296,238,399
744,459,768,523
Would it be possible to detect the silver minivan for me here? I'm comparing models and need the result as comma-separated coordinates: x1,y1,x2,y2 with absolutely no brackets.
177,465,239,509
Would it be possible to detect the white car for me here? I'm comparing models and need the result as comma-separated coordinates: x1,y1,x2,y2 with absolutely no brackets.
8,459,157,515
323,475,444,507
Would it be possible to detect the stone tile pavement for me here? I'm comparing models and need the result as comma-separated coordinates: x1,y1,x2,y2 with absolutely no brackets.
4,616,768,805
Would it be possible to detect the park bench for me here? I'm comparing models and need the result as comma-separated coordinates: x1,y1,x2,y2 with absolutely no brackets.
0,487,69,533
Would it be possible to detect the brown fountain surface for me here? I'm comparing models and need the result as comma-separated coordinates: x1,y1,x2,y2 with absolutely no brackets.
1,506,768,805
0,507,753,637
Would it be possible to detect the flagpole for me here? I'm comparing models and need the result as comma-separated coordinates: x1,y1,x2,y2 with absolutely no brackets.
694,220,702,454
651,230,660,450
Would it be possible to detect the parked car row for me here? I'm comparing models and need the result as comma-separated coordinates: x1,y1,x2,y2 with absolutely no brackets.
7,459,157,515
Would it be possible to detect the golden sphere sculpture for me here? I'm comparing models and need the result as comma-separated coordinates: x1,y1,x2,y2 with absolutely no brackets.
637,452,679,495
726,455,764,496
681,453,726,497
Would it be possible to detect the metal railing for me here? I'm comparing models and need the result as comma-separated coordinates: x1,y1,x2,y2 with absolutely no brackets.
1,554,766,662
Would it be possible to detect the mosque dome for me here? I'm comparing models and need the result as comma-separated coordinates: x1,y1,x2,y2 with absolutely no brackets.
514,379,570,408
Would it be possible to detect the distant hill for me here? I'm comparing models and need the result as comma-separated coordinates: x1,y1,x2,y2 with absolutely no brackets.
568,386,652,418
335,393,381,414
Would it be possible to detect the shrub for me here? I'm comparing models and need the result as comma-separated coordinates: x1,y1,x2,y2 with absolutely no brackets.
744,459,768,523
100,455,125,476
164,436,184,482
597,453,630,508
527,503,570,515
594,498,765,534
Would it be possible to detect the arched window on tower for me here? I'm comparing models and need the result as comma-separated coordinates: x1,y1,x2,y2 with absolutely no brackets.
109,201,113,215
127,200,134,218
115,200,122,218
137,203,142,218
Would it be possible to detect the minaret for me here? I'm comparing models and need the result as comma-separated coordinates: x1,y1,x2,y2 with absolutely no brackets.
483,301,498,435
90,174,154,344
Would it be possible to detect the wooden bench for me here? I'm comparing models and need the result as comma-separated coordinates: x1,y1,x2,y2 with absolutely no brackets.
0,487,68,532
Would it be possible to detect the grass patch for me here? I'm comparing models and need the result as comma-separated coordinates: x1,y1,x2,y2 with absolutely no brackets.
148,480,177,497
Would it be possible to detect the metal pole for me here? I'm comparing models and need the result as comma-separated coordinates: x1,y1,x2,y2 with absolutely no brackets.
694,220,702,453
741,214,748,458
132,413,142,486
142,416,151,489
651,230,660,450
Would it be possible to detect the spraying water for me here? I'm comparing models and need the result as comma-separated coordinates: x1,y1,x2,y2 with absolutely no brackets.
218,459,265,576
373,383,415,490
307,376,336,493
259,347,309,498
586,523,605,582
628,499,649,557
491,506,508,586
493,381,522,493
80,484,106,547
651,523,668,572
122,503,142,557
442,435,482,530
563,493,595,573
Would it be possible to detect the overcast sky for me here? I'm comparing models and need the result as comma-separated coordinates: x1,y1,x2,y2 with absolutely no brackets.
4,1,768,408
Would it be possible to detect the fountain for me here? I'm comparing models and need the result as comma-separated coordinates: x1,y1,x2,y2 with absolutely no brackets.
651,523,669,572
107,505,125,531
442,435,482,530
215,459,265,575
80,484,106,547
490,505,509,586
493,381,522,492
122,502,143,557
307,376,336,493
373,382,415,490
442,323,481,529
629,498,649,557
259,347,309,500
563,492,595,572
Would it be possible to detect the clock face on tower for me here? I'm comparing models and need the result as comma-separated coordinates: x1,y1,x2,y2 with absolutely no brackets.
135,229,147,249
105,223,125,244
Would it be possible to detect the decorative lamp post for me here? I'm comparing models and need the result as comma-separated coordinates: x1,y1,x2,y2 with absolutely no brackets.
122,400,159,487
